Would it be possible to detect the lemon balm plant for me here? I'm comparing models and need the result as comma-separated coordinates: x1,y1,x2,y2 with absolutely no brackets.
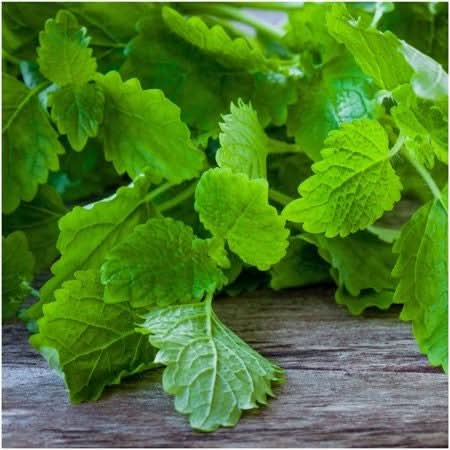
2,2,448,431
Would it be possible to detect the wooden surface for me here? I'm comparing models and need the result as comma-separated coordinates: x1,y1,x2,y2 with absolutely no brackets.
2,286,448,448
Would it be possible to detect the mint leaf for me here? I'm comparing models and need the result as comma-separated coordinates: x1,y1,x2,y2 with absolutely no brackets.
393,188,448,371
283,119,402,237
101,218,225,307
335,287,394,316
195,168,289,270
2,74,64,214
25,174,156,320
140,299,283,431
3,185,66,272
2,231,35,320
217,100,268,178
31,270,157,403
97,71,205,181
48,83,104,151
37,10,97,86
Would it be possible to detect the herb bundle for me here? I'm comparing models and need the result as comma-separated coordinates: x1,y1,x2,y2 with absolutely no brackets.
2,2,448,432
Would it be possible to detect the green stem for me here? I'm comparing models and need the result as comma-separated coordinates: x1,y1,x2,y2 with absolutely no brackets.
181,4,284,40
268,138,302,154
2,50,21,65
2,80,52,134
402,148,442,202
156,182,197,213
143,182,176,203
269,188,294,206
228,2,302,11
388,134,406,158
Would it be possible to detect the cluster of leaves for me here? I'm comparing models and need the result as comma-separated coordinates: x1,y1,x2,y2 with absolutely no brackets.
2,2,448,432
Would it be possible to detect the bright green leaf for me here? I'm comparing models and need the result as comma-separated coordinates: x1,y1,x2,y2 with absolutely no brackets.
335,286,394,316
216,100,268,178
30,270,157,403
392,188,448,371
140,299,283,431
195,168,289,270
97,70,205,181
101,218,226,308
37,10,97,86
283,119,402,237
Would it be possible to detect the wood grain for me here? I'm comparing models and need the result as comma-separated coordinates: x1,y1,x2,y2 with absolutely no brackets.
2,287,448,447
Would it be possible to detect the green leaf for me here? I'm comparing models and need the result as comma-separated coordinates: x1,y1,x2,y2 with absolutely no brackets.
216,100,268,179
2,231,35,320
3,185,66,272
97,70,205,181
195,168,289,270
270,236,331,290
335,287,394,316
392,188,448,371
287,56,375,161
48,83,104,151
392,85,448,168
162,7,266,72
25,174,156,321
308,231,397,296
101,218,226,308
326,3,413,90
30,270,157,403
37,10,97,86
283,119,402,237
140,299,283,431
2,74,64,214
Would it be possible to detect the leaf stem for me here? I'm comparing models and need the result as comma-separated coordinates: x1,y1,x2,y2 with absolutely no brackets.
2,80,52,134
2,50,21,65
144,182,176,202
156,182,197,213
229,2,302,12
268,138,302,154
269,188,294,206
402,148,442,201
388,134,406,158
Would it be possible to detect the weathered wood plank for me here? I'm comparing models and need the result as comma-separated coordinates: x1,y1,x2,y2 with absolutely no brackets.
2,287,448,447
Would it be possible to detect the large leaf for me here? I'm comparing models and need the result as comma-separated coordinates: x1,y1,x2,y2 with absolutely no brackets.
392,188,448,371
140,300,283,431
31,270,157,402
101,218,225,307
283,119,402,237
2,74,64,214
195,168,289,270
97,71,205,181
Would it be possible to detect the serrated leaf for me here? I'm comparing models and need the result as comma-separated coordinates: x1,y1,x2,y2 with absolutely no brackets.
48,83,104,151
140,301,283,431
335,287,394,316
392,85,448,168
101,218,225,308
97,70,204,181
25,174,156,321
30,270,157,403
3,185,66,272
392,188,448,371
270,236,331,290
308,231,397,296
216,100,268,178
37,10,97,86
283,119,402,237
2,231,35,320
287,56,375,161
195,168,289,270
2,74,64,214
162,7,266,72
327,3,413,90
